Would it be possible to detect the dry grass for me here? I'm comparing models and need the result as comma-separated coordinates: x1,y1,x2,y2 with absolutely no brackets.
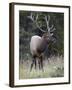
19,56,64,79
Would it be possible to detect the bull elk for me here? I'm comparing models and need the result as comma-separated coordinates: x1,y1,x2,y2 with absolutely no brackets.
28,13,56,71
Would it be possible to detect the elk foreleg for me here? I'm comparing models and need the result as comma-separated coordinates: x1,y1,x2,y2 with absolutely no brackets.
30,56,36,71
40,56,44,71
38,59,41,70
39,55,44,71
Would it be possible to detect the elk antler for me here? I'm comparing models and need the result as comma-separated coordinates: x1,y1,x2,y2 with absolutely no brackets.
44,15,56,36
35,14,47,32
27,12,46,33
28,13,56,34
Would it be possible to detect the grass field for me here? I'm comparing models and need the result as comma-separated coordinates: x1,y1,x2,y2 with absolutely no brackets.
19,56,64,79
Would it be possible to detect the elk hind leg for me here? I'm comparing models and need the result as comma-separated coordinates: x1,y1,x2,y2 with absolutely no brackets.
38,59,41,70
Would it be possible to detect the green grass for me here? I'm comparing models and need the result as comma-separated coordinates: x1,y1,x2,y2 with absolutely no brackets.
19,56,64,79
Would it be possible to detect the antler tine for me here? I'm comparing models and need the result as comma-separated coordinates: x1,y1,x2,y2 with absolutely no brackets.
30,12,34,21
48,15,50,22
44,15,51,35
36,13,38,21
44,16,48,25
50,24,56,32
45,15,50,25
50,27,56,32
48,16,56,33
27,12,34,22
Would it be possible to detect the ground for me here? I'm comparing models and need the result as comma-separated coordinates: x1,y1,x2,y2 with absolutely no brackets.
19,56,64,79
